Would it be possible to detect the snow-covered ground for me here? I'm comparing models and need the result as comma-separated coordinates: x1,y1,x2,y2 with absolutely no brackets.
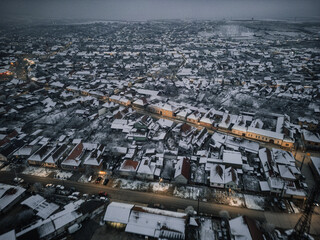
244,194,265,210
213,190,245,207
78,174,90,183
173,186,205,200
54,171,73,180
113,179,171,193
22,166,53,177
151,182,170,192
21,166,73,179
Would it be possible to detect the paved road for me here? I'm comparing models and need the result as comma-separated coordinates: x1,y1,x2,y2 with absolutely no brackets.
1,171,320,235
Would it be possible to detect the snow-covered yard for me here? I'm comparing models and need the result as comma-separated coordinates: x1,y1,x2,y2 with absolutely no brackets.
244,194,265,210
21,166,73,179
151,182,170,192
212,190,245,207
22,166,53,177
113,179,171,193
173,186,206,200
54,171,73,180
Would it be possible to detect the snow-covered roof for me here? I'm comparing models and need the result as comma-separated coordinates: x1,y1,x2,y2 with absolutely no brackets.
0,184,26,212
103,202,134,224
229,216,252,240
247,127,284,140
0,230,16,240
310,157,320,177
223,150,243,166
278,165,296,180
259,181,270,191
302,129,320,143
125,206,186,239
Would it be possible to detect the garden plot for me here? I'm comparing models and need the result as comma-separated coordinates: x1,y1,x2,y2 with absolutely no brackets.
244,194,265,210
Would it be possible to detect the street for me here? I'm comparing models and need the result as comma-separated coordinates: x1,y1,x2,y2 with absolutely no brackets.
1,171,319,235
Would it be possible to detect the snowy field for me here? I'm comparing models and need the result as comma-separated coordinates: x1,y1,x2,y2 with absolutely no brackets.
113,179,171,193
244,194,265,210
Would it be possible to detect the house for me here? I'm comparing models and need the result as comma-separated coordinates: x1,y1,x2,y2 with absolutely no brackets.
61,142,84,171
83,144,105,171
0,139,25,162
136,157,156,180
43,144,69,168
209,164,225,188
103,202,134,228
15,200,104,240
224,167,239,189
301,129,320,150
309,157,320,182
27,144,56,166
298,117,318,131
118,160,140,177
125,205,186,240
0,183,26,214
229,216,264,240
222,150,243,168
103,202,187,239
174,158,190,184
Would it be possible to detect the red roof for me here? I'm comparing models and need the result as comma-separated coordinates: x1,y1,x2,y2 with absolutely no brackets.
181,123,191,133
67,142,83,160
181,158,190,180
122,160,139,170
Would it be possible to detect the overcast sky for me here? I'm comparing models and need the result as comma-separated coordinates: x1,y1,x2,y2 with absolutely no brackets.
0,0,319,22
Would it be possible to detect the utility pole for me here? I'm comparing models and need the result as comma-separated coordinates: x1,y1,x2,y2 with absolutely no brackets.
300,153,310,171
197,190,200,216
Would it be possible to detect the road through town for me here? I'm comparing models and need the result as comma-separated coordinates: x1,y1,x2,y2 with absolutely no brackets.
1,171,319,235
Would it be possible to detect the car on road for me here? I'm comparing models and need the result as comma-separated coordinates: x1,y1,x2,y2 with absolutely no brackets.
45,183,55,188
103,178,109,185
13,177,24,184
99,191,108,197
95,177,102,184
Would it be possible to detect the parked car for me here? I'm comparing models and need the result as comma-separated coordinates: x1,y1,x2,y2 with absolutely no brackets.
95,177,102,184
13,177,24,184
280,201,286,210
71,192,80,197
103,178,109,185
88,175,93,182
99,191,108,197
